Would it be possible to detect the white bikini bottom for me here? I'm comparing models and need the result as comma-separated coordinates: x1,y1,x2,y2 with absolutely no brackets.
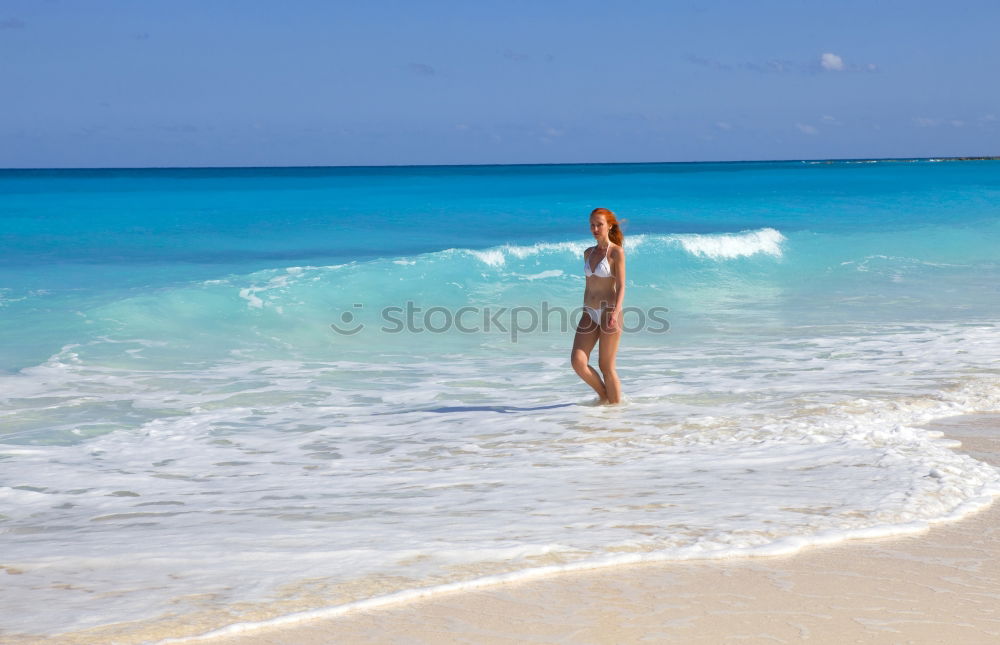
583,305,604,325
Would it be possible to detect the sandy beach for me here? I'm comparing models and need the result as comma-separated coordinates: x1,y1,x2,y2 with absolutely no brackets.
189,412,1000,645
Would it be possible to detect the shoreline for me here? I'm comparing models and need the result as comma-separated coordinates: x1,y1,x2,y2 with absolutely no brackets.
191,412,1000,645
8,412,999,645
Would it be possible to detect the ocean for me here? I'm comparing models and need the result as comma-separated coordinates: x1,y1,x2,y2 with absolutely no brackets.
2,159,999,643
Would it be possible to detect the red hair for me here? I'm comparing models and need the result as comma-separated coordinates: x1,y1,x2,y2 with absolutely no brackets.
590,207,624,247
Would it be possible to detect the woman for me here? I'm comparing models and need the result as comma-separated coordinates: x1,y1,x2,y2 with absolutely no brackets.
571,207,626,404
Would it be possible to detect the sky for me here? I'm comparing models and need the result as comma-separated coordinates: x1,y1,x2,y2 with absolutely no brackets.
2,0,998,168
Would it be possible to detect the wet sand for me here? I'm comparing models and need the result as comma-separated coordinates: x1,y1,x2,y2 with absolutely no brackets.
199,412,1000,645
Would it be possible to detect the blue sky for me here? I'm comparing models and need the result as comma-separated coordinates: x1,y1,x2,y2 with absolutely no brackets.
2,0,998,168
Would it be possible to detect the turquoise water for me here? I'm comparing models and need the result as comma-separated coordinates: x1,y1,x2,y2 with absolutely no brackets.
4,160,998,367
2,159,999,642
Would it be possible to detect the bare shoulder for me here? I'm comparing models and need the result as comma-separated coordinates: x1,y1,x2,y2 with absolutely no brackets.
610,244,625,260
583,245,595,258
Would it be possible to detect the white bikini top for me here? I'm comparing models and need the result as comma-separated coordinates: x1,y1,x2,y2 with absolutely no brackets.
584,247,614,278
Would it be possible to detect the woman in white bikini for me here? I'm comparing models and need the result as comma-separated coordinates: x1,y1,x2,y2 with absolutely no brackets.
571,207,625,404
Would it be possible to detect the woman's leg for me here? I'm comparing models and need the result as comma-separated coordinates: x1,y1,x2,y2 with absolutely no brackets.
598,319,622,404
571,315,607,400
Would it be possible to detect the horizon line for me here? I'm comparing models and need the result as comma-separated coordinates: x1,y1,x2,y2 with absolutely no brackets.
2,155,999,173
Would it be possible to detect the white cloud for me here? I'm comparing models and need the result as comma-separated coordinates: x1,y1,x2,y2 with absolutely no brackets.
820,53,845,71
686,52,875,75
950,120,965,128
796,123,818,135
715,121,733,131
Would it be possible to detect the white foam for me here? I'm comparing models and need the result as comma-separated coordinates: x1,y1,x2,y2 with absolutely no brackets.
520,270,564,280
462,241,589,267
237,269,308,310
466,248,507,266
2,323,999,639
237,287,264,308
673,227,786,259
458,229,784,268
159,477,1000,644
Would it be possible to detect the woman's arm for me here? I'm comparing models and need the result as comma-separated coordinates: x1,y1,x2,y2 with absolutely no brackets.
609,247,626,329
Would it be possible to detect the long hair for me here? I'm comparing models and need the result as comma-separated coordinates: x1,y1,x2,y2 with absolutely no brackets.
591,207,624,247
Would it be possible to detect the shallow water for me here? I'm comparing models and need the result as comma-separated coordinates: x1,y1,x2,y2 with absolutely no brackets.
1,159,999,641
